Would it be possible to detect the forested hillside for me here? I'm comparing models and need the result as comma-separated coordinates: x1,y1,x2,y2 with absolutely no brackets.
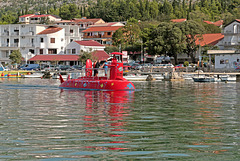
0,0,240,25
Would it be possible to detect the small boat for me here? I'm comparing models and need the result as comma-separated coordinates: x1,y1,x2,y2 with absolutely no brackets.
59,52,135,91
21,72,43,78
182,74,194,81
193,75,221,82
124,75,148,81
219,75,236,82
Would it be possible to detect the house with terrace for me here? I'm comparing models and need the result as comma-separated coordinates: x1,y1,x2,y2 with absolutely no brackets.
19,14,61,24
177,33,224,64
82,22,124,45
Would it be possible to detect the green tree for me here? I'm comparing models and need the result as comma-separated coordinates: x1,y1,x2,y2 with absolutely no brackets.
112,19,141,51
9,50,22,65
104,46,119,54
59,4,79,20
177,20,205,63
78,51,94,64
148,22,185,64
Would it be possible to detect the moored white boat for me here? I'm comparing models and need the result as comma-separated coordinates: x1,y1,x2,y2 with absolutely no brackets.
193,75,221,82
21,73,43,78
124,75,148,81
219,75,236,82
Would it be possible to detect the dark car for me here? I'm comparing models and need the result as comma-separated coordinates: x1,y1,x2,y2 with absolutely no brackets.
55,65,71,71
20,64,40,70
72,65,82,70
131,63,142,70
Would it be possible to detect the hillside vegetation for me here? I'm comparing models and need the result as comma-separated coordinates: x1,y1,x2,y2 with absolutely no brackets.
0,0,239,25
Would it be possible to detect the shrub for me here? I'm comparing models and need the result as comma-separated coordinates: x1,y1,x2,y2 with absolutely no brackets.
184,61,189,67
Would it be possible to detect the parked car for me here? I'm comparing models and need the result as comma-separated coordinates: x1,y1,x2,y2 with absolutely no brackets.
43,65,56,71
20,64,40,70
55,65,71,71
72,65,82,70
154,64,165,68
131,63,142,70
164,64,174,68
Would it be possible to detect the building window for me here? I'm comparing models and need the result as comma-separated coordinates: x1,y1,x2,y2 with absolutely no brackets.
40,49,43,54
107,32,111,35
29,27,33,32
50,38,55,43
14,39,19,43
237,59,239,62
40,38,44,43
67,49,71,54
48,49,57,54
70,29,73,33
72,49,76,54
220,59,224,64
29,49,34,54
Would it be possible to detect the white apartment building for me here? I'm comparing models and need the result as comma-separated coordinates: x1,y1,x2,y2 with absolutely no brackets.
0,24,82,65
19,14,62,24
221,19,240,50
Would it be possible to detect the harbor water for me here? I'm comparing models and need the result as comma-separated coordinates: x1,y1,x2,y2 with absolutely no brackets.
0,78,240,160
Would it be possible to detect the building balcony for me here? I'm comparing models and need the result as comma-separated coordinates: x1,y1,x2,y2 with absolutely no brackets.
65,33,79,37
11,32,19,36
1,44,9,47
83,34,112,39
23,31,35,36
22,43,35,47
10,43,19,47
35,43,45,48
2,32,9,36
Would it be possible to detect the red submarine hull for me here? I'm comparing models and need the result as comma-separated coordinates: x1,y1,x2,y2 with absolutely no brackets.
59,76,135,91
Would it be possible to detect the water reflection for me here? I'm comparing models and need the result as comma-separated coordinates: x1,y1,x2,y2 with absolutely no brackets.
1,79,240,160
61,90,134,151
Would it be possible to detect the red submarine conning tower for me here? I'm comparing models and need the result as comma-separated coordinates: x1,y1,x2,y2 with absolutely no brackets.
109,52,124,80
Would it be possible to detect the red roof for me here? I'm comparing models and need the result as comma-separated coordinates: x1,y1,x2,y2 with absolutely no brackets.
195,33,224,46
37,26,63,35
82,26,122,32
90,22,121,27
29,55,80,61
56,20,73,23
74,18,102,23
213,20,223,26
236,19,240,23
92,51,110,60
19,14,34,18
203,21,213,24
75,40,104,47
204,20,223,26
31,14,51,18
171,18,187,23
28,51,109,62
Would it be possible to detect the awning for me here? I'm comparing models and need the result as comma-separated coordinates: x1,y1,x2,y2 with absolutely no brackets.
29,55,80,61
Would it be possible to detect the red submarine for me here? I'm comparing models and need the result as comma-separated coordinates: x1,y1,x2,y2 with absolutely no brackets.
59,52,135,91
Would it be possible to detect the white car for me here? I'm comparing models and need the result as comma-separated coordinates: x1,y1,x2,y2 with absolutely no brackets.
164,64,174,68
